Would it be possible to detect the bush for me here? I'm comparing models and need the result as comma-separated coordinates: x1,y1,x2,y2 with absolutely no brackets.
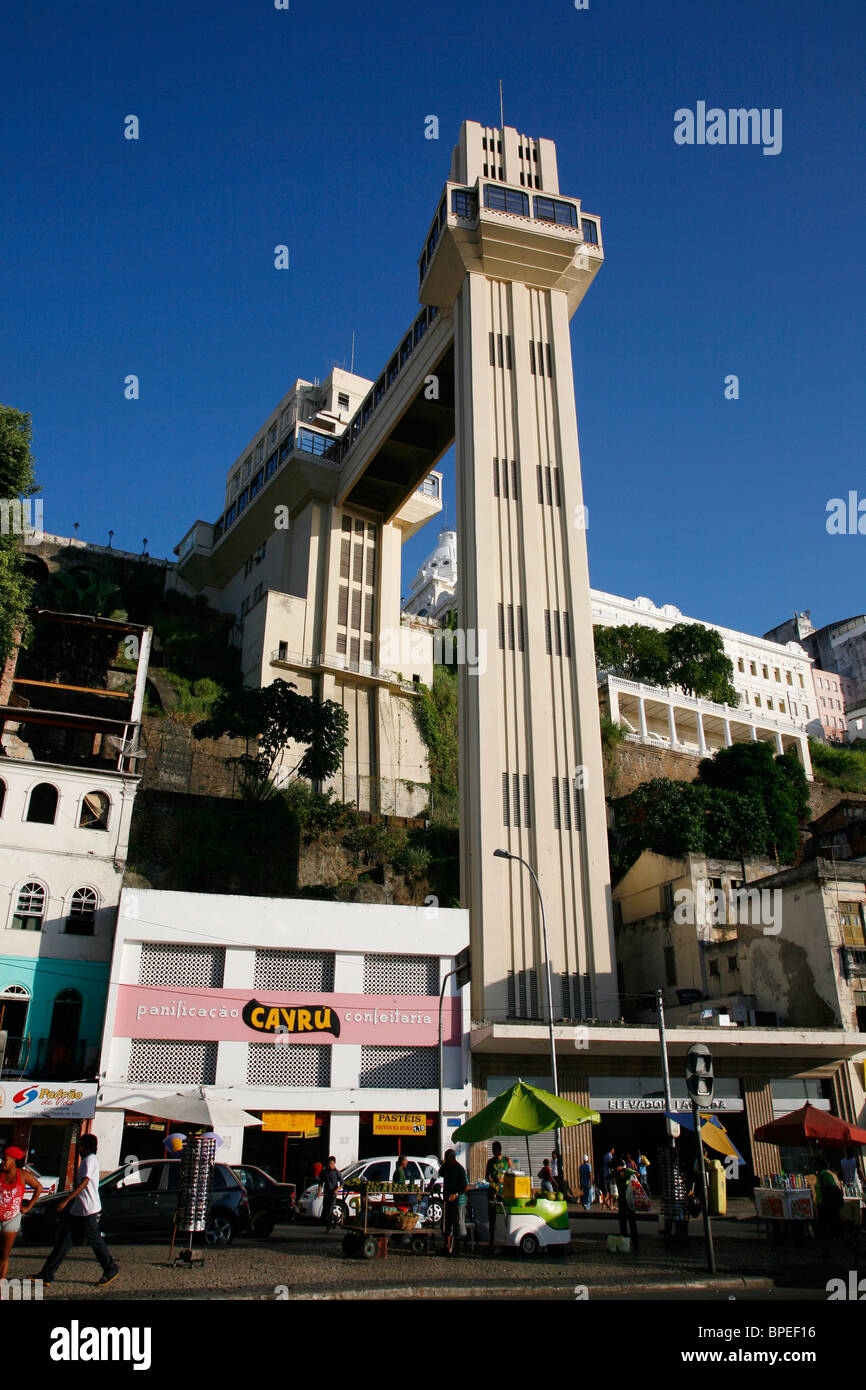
394,843,432,876
280,782,356,833
808,738,866,792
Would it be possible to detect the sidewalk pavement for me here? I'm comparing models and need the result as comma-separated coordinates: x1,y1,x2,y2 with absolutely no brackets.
9,1218,862,1301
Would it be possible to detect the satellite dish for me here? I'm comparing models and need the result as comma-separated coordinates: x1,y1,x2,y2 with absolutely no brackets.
107,735,148,760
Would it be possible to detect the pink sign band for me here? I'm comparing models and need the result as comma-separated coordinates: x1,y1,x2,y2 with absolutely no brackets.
115,985,461,1047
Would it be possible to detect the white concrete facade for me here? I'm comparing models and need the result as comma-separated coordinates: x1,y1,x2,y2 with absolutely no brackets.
95,890,471,1168
173,363,444,817
601,674,813,776
403,529,458,622
591,591,821,739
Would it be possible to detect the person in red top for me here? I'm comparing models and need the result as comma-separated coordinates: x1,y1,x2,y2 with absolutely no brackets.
0,1146,43,1290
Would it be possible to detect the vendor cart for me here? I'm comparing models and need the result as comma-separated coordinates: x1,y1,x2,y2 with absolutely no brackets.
495,1174,571,1256
341,1182,438,1259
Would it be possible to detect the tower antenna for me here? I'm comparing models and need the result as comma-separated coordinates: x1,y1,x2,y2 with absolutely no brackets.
499,78,504,133
350,331,355,374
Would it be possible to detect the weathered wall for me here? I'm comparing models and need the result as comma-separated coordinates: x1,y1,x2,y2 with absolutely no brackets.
606,741,704,797
139,716,247,798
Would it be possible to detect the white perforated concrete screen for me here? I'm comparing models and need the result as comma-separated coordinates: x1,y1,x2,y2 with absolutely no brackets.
247,1042,331,1087
359,1045,438,1088
128,1040,218,1085
362,954,438,994
138,943,225,989
253,949,335,991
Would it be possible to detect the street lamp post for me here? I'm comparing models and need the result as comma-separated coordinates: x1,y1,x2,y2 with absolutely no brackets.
493,849,563,1191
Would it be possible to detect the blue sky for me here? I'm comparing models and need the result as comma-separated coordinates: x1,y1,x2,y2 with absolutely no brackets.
1,0,863,638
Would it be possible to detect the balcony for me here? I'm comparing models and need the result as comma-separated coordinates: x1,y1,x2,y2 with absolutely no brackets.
269,649,418,693
35,1038,89,1080
841,946,866,980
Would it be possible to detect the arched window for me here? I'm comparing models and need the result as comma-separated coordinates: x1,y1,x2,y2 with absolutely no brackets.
26,783,58,825
79,790,110,831
11,882,46,932
0,985,31,1067
66,887,98,936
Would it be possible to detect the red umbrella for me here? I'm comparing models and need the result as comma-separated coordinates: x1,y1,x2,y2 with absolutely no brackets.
753,1103,866,1147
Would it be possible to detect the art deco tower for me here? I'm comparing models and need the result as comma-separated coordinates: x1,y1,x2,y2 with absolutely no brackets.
419,121,617,1028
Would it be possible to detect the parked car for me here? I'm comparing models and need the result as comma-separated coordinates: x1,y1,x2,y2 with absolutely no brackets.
296,1155,444,1226
24,1166,59,1196
21,1158,251,1248
231,1164,296,1236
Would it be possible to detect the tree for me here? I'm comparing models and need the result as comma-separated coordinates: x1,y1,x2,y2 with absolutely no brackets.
193,679,349,785
696,741,809,863
594,621,738,705
665,623,738,704
0,406,40,666
593,623,668,685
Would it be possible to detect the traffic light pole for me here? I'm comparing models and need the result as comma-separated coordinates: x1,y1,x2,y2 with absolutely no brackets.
691,1100,716,1273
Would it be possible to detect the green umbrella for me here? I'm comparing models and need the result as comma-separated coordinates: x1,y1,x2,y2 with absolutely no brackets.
452,1079,600,1143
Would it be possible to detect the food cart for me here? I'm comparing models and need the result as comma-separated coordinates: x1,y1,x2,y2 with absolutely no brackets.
493,1171,571,1255
452,1079,600,1258
341,1181,437,1259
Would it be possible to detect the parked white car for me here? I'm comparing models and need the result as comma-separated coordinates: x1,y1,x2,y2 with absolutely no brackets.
297,1155,444,1226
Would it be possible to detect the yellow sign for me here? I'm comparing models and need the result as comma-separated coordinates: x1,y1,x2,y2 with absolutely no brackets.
262,1112,316,1132
373,1112,427,1136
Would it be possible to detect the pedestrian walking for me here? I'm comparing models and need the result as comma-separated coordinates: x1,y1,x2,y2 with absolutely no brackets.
37,1133,118,1288
602,1145,617,1211
484,1141,510,1253
318,1156,342,1230
636,1150,651,1194
437,1149,468,1256
0,1146,43,1294
840,1147,863,1194
578,1153,594,1211
614,1157,640,1255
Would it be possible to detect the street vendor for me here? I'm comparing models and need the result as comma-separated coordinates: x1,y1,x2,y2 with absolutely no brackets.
484,1140,510,1254
437,1149,468,1257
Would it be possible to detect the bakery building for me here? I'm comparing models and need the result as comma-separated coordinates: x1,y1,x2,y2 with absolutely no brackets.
93,889,470,1175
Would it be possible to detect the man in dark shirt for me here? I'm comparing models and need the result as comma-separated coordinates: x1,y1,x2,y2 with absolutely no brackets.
437,1149,468,1256
484,1141,509,1253
318,1156,343,1230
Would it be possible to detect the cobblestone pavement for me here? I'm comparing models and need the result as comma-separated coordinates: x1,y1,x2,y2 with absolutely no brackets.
9,1215,864,1301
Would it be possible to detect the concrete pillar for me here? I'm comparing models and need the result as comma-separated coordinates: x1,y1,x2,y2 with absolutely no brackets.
723,717,732,747
608,681,620,724
750,726,758,742
667,703,677,747
696,710,707,755
638,696,648,741
775,732,784,755
743,1079,780,1182
329,1112,359,1168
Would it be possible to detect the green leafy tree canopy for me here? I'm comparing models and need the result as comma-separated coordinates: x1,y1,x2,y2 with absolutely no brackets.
594,620,738,706
193,678,349,784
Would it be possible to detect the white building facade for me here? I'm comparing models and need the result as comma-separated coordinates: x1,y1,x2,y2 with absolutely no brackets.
94,890,471,1169
403,529,458,622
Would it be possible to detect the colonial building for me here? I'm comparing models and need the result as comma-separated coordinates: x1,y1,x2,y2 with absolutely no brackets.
0,609,152,1181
